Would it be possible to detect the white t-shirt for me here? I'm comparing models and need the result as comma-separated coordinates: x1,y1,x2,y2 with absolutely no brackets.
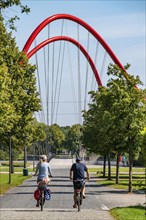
36,162,52,180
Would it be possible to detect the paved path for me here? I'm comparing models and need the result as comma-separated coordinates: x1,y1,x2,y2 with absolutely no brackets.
0,159,145,220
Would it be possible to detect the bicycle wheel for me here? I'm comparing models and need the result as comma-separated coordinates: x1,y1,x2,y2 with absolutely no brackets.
80,191,83,206
76,194,81,212
40,191,43,211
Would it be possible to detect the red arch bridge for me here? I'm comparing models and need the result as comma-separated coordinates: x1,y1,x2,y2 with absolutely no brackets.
23,13,129,126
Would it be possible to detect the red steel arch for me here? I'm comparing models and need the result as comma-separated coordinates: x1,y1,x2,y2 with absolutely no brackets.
23,13,125,72
27,36,102,86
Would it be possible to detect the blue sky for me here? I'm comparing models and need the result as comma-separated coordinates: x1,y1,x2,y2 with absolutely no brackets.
8,0,146,126
13,0,145,79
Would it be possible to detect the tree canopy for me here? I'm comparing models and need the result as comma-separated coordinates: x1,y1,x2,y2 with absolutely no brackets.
82,64,146,191
83,64,146,156
0,0,30,30
0,16,41,150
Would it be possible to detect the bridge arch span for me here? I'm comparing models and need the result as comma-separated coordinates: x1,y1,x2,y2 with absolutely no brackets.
27,36,102,86
23,13,125,72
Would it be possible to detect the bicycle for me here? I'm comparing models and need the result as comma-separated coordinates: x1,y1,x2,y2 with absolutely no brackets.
35,177,51,211
74,179,86,212
37,181,47,211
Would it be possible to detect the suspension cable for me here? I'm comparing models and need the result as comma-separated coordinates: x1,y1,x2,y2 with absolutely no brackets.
64,20,78,123
77,24,82,124
84,31,90,110
34,39,45,123
89,40,99,104
51,42,55,124
55,41,65,123
100,51,107,80
53,19,64,122
92,40,99,91
43,46,47,124
46,25,50,125
43,47,47,91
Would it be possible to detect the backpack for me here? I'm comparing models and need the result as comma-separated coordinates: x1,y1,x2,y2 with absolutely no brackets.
34,189,41,201
44,188,51,200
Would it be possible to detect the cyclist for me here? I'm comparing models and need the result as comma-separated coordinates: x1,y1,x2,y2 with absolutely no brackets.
69,157,89,208
34,155,52,207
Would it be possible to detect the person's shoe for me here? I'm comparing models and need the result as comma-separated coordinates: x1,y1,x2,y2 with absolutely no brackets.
83,195,86,199
73,204,77,208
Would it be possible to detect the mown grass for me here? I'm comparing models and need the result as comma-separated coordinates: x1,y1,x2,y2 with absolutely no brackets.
89,167,145,173
110,206,146,220
0,166,33,172
0,173,31,194
0,161,34,172
97,179,145,190
88,167,146,191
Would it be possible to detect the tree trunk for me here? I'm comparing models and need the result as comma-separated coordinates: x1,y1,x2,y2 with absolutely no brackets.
107,153,111,180
103,155,106,177
129,151,133,192
116,152,120,184
11,151,14,173
10,139,14,174
33,144,35,171
24,146,27,168
9,135,12,183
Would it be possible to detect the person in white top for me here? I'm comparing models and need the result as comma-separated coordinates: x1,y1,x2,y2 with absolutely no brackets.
34,155,52,206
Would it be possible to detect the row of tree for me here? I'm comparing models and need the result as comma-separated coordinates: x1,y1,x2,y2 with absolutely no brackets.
0,121,82,168
0,15,42,153
0,2,83,175
82,64,146,192
0,1,44,176
27,123,82,157
0,1,83,162
0,1,146,192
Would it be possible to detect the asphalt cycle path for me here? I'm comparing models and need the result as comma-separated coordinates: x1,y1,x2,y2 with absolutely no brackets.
0,159,145,220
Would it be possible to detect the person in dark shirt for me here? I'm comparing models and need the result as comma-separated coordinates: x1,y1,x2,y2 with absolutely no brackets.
70,157,89,208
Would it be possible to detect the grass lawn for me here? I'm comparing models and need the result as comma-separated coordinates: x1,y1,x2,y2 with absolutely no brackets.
0,166,34,172
97,178,145,190
89,167,145,173
0,173,31,194
110,206,146,220
88,167,145,191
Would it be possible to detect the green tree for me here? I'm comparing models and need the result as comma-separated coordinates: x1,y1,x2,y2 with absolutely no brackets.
0,63,16,135
27,120,47,156
141,128,146,166
66,124,83,156
0,16,41,173
48,124,65,154
61,126,71,153
0,0,30,30
83,64,146,191
83,90,115,179
107,64,146,192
